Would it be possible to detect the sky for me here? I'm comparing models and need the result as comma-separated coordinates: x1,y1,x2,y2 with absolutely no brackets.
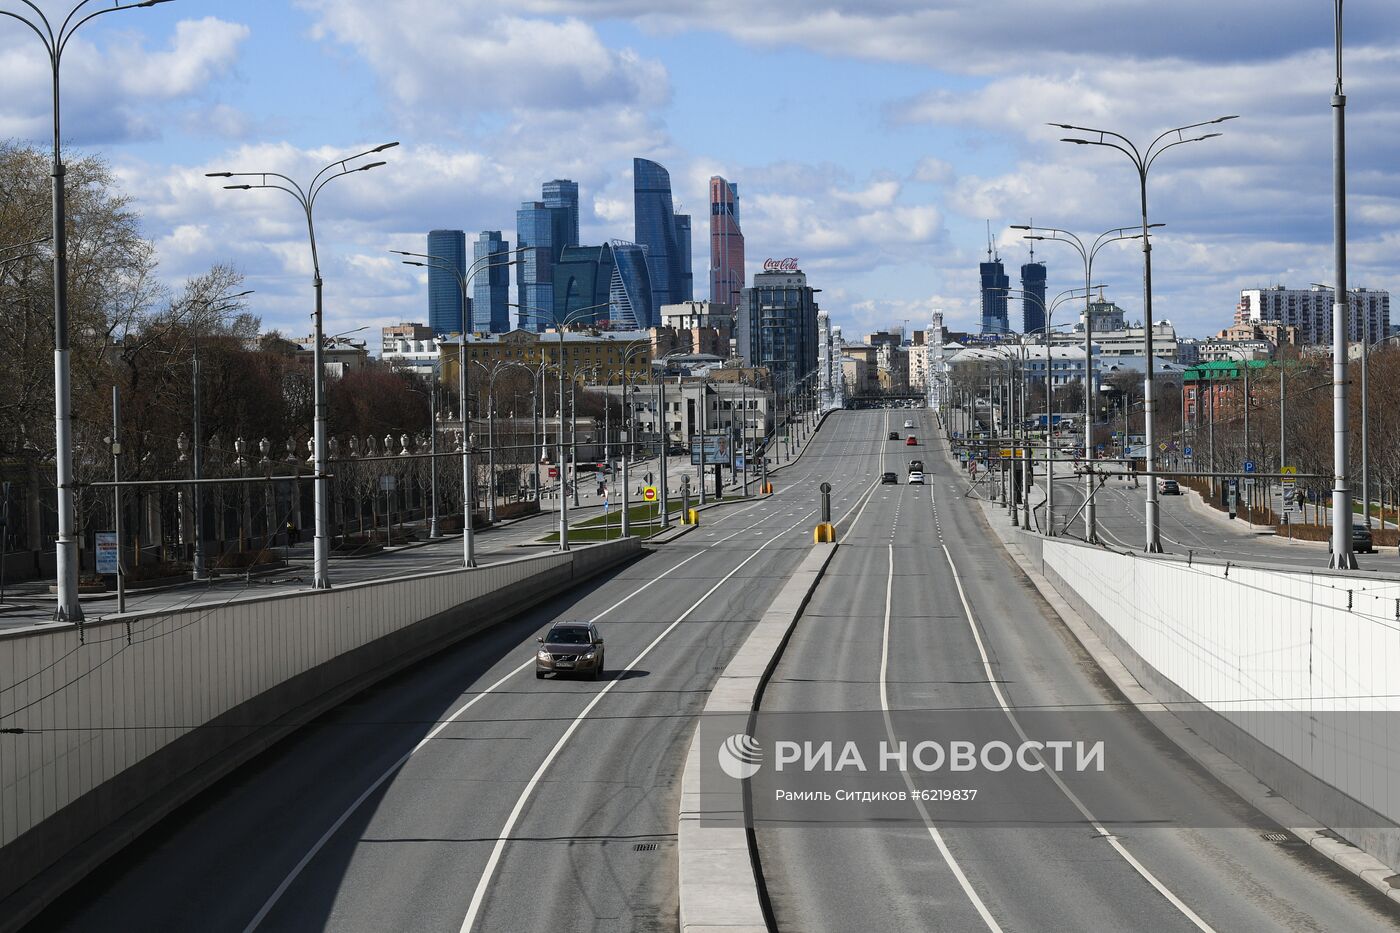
2,1,1398,349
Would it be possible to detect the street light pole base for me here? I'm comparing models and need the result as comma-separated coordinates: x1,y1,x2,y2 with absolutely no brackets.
1330,552,1359,570
1144,540,1163,554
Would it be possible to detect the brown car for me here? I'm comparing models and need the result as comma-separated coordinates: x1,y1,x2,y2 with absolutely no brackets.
536,621,606,679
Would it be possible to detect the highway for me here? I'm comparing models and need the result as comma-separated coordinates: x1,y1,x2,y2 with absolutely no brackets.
26,411,876,932
756,409,1400,931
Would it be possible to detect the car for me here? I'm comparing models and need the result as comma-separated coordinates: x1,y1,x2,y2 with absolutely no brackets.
903,419,915,429
536,621,605,679
909,471,925,485
1159,479,1180,495
888,431,900,441
880,471,899,484
667,444,688,456
909,459,924,473
906,436,918,446
1327,524,1375,554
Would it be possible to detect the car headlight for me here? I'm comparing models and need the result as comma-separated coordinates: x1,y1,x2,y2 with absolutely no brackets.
537,650,551,661
583,649,597,659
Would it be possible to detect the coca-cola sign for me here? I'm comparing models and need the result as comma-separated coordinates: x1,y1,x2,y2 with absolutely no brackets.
763,257,800,272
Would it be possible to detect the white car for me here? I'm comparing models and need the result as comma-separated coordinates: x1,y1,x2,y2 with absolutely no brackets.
903,419,915,429
908,471,925,485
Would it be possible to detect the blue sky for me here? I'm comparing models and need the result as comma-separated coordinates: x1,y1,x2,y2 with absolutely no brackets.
2,1,1398,347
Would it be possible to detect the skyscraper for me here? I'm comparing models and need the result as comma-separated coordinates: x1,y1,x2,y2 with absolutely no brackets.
979,233,1010,335
472,231,511,333
551,241,654,331
1021,252,1047,336
709,176,745,307
633,157,691,325
738,266,820,402
426,229,468,335
516,179,581,332
608,240,653,330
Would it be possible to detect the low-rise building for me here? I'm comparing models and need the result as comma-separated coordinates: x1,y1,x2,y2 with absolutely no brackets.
381,323,441,377
437,327,654,388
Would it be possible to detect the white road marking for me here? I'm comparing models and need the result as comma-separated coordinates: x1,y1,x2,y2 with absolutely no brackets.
937,541,1216,933
459,507,820,932
880,542,1002,931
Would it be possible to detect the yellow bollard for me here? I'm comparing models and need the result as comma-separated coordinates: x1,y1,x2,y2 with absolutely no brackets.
763,482,774,495
687,508,700,526
813,522,836,543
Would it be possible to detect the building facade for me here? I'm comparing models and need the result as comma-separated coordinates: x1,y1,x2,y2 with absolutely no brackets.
633,158,692,324
709,176,745,308
426,229,468,335
438,328,654,390
1021,259,1047,335
1239,285,1390,345
381,323,441,378
472,231,511,333
516,179,581,331
737,267,821,404
980,254,1010,335
609,240,654,330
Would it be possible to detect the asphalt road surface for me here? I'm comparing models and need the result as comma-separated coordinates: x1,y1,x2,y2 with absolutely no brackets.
27,411,875,933
757,409,1400,931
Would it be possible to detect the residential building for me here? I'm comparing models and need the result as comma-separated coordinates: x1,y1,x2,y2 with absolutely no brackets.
709,176,745,307
1181,359,1270,424
426,229,468,335
594,379,774,453
1076,291,1127,332
1238,285,1389,345
633,158,692,323
980,249,1010,335
294,335,369,378
736,266,821,402
1218,320,1300,348
1196,338,1274,362
472,231,511,333
1048,321,1178,360
381,323,440,378
1021,256,1047,335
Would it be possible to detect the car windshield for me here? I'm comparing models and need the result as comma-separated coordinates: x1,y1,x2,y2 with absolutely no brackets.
546,627,592,644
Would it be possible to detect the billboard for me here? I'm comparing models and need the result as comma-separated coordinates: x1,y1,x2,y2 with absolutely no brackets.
690,434,731,466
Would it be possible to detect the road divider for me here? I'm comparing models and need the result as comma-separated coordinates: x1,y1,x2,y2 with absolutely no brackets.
677,541,838,933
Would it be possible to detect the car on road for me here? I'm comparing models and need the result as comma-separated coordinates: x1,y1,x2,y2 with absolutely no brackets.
667,444,688,456
909,459,924,473
536,621,605,679
903,419,914,429
908,471,925,485
905,435,918,446
880,471,899,484
888,431,900,441
1327,523,1376,554
1159,479,1180,495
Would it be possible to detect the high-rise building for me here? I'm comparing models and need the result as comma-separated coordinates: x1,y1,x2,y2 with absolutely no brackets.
426,229,468,335
1239,285,1390,345
979,237,1010,335
551,241,655,331
1021,255,1047,336
609,240,654,331
709,176,745,308
737,265,820,403
633,157,692,325
472,231,511,333
516,179,581,332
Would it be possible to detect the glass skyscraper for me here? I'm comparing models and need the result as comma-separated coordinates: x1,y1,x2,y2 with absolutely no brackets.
426,229,468,335
737,267,820,403
633,157,692,326
980,254,1010,335
1021,258,1047,336
472,231,511,333
517,179,581,331
608,240,653,331
551,241,654,330
709,176,745,307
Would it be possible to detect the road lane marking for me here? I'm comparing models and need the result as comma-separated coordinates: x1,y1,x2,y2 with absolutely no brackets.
240,505,796,933
937,541,1216,933
458,506,821,932
879,542,1002,932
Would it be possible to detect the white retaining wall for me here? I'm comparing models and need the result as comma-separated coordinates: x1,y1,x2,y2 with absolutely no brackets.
1042,539,1400,864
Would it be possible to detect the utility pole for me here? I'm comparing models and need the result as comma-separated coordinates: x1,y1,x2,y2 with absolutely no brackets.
111,386,125,614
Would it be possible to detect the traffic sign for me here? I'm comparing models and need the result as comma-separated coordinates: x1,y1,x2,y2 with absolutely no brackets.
642,486,658,502
548,466,559,479
1244,460,1256,474
1281,465,1297,484
1158,442,1167,452
1184,445,1193,460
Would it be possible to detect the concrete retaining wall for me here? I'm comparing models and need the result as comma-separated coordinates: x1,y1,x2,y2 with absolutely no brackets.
1038,537,1400,868
0,538,639,925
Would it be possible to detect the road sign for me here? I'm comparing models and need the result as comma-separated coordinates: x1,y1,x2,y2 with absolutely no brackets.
1244,460,1256,474
1281,465,1297,484
379,474,397,492
1158,442,1168,452
548,466,559,479
1184,445,1193,460
642,486,658,502
96,531,118,574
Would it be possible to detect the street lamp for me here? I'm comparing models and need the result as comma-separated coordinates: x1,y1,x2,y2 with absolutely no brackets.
507,301,610,550
2,0,177,621
1013,223,1156,543
207,140,399,589
1051,114,1235,553
1325,0,1355,567
397,246,526,567
473,359,526,523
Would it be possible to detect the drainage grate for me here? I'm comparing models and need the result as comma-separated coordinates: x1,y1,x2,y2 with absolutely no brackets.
1261,832,1290,843
634,842,659,852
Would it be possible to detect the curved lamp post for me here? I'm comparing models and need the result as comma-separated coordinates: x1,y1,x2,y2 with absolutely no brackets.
396,246,528,566
1050,114,1235,552
473,359,527,523
208,140,399,589
2,0,176,621
1012,224,1156,543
